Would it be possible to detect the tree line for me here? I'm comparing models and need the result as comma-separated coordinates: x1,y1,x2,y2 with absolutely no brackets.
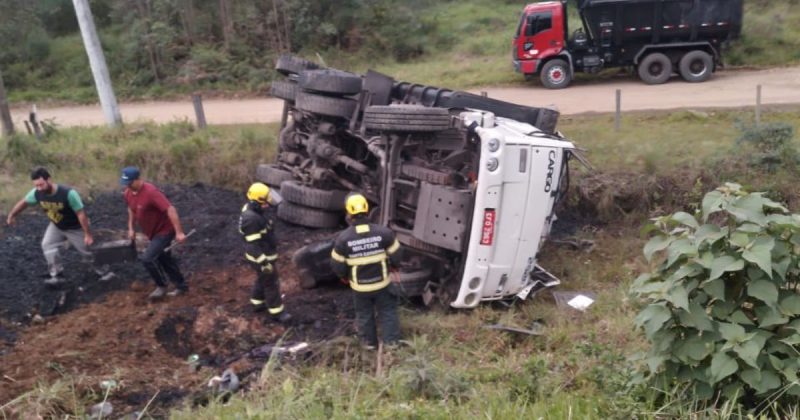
0,0,441,98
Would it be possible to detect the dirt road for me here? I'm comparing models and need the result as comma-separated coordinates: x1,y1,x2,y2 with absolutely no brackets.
10,66,800,128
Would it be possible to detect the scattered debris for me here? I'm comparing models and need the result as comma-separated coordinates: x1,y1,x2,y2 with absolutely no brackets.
31,314,45,324
207,368,240,394
186,354,201,372
553,291,596,312
484,321,545,336
549,238,595,251
89,402,112,418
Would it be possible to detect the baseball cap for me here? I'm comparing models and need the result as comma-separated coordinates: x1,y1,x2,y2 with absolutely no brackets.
120,166,140,186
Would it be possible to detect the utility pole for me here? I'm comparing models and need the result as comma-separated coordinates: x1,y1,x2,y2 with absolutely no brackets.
0,68,13,136
72,0,122,127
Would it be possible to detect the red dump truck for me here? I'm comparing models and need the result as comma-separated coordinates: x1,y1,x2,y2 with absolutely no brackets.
513,0,743,88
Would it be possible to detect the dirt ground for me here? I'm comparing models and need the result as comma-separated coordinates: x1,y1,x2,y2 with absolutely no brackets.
0,184,354,416
9,66,800,127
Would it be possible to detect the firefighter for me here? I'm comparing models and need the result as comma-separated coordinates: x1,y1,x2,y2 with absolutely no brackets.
239,182,290,323
331,193,402,349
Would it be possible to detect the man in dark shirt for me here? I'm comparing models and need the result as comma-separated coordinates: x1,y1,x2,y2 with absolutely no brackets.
121,166,188,299
6,167,111,285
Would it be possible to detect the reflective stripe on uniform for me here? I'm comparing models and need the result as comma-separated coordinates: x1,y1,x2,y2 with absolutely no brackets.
245,253,278,263
251,298,264,305
355,224,370,234
387,239,400,254
345,252,387,266
245,233,262,242
331,249,346,262
268,304,284,315
350,275,390,292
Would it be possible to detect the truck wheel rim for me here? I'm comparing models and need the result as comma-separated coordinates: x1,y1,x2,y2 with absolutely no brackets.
689,60,707,76
648,63,663,76
549,67,565,83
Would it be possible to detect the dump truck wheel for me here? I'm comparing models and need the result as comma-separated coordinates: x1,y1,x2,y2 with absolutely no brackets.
540,59,571,89
392,268,433,297
295,91,357,119
256,164,294,188
275,54,321,76
679,50,713,83
363,105,451,132
277,201,341,228
269,80,297,102
299,69,363,96
279,180,348,211
400,164,452,185
638,52,672,85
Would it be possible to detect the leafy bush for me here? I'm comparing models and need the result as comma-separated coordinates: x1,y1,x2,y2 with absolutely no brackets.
631,183,800,407
735,122,797,170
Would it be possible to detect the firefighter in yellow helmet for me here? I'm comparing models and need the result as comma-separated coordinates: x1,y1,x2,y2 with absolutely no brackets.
239,182,290,322
331,193,402,348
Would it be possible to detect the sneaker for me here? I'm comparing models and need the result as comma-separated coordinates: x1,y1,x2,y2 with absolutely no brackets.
271,312,292,323
167,288,187,297
148,287,166,300
44,276,67,286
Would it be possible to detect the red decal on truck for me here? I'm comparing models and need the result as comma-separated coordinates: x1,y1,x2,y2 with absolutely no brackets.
481,209,496,245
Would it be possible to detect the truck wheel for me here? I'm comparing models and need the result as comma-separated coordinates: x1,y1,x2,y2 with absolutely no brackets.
679,50,713,83
299,69,363,96
363,105,451,132
277,201,341,229
295,91,357,119
279,180,347,211
392,268,433,297
269,80,297,102
275,54,321,76
256,164,294,188
638,53,672,85
400,164,452,185
540,59,571,89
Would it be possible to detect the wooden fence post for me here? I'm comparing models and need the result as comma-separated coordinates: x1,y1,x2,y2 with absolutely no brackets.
192,94,207,129
614,89,621,131
755,84,762,126
0,69,13,136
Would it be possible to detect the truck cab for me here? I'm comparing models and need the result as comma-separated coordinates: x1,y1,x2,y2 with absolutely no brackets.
513,1,571,88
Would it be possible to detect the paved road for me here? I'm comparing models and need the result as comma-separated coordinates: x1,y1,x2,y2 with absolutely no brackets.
9,66,800,128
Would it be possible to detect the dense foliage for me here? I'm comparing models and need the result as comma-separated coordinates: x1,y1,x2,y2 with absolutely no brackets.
632,183,800,407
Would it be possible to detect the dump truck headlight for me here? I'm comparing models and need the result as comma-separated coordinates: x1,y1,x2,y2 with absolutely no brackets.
487,157,499,172
487,137,500,152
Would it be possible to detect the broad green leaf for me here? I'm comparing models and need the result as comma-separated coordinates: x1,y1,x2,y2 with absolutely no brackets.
742,236,774,277
666,238,697,267
634,303,672,339
709,256,745,281
728,194,768,226
763,199,789,213
709,352,739,384
719,322,746,342
694,382,714,400
748,280,779,306
727,310,755,326
779,334,800,346
766,214,796,226
631,273,652,289
780,294,800,316
695,224,726,245
702,191,725,222
633,281,669,296
752,370,781,394
737,223,764,233
755,305,788,328
675,335,713,363
721,382,745,401
644,235,672,261
701,278,725,301
769,355,784,370
667,263,703,283
739,368,762,389
672,211,699,229
686,301,714,331
645,355,666,373
773,256,791,281
730,232,751,249
666,286,690,311
652,330,676,353
733,340,763,368
711,300,736,318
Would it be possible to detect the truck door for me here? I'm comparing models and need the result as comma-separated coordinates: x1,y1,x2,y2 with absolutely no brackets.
516,5,564,61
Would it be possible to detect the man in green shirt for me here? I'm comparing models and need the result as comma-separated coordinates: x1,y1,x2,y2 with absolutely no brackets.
6,167,111,285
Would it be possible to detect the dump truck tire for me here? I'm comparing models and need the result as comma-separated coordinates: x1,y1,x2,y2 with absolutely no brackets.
256,164,294,188
280,180,347,211
679,50,713,83
540,59,572,89
277,201,341,228
275,54,321,76
638,52,672,85
270,80,297,102
363,105,451,132
400,164,452,185
392,268,433,297
295,91,357,119
299,69,363,96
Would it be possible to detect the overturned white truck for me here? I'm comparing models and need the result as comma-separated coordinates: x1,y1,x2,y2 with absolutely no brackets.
261,55,583,308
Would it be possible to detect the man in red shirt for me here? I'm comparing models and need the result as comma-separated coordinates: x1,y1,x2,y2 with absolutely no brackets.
121,167,188,299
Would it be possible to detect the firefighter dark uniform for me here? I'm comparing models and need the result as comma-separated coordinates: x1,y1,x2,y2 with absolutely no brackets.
239,183,289,322
331,193,402,347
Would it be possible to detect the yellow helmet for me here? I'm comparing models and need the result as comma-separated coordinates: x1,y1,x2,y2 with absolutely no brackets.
345,193,369,215
247,182,271,204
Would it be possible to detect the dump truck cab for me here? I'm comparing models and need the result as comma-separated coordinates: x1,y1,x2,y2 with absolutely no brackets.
512,1,568,79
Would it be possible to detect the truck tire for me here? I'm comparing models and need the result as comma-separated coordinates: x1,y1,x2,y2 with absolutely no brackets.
638,53,672,85
256,164,294,187
392,268,433,297
299,69,363,96
277,201,341,229
679,50,713,83
295,91,357,119
279,180,347,211
540,59,572,89
363,105,451,132
400,164,452,185
275,54,321,76
270,80,297,102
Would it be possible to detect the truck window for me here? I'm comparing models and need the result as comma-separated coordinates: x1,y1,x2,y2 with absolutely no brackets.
525,12,553,37
515,12,526,37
